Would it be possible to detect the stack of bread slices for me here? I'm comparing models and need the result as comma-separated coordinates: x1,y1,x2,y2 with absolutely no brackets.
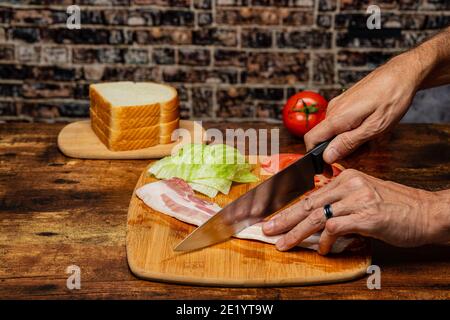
90,82,180,151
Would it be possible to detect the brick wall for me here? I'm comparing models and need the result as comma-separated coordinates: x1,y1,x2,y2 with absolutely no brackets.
0,0,449,123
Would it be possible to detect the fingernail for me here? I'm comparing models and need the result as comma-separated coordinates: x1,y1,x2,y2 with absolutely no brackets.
304,197,312,211
276,238,286,251
318,245,328,255
264,220,274,232
325,147,339,163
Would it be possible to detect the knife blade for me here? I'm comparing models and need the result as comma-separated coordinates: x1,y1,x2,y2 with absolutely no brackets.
174,140,331,252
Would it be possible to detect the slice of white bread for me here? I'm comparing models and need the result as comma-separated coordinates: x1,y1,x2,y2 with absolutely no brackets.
89,82,180,151
91,107,179,130
91,110,179,141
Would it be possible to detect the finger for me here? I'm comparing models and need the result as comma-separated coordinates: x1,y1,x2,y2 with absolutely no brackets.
302,173,344,207
263,177,344,236
304,103,368,152
265,172,350,236
262,200,308,236
304,118,336,151
276,197,358,251
323,119,374,164
318,215,361,255
275,207,325,251
276,198,357,251
295,170,357,211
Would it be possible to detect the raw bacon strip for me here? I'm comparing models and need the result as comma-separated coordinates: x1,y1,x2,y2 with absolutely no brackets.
136,178,219,227
136,177,356,253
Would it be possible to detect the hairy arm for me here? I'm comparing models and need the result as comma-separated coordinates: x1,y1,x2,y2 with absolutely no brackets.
412,27,450,89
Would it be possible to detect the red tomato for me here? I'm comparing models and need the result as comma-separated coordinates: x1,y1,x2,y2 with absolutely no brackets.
282,91,328,137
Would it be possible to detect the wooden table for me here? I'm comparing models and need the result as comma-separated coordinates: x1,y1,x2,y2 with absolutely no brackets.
0,122,449,299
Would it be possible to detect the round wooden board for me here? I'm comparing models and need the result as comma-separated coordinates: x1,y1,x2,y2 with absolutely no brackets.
57,120,204,159
126,164,372,287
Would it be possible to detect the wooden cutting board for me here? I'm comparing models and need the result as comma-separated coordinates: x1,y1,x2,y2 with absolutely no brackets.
126,163,371,287
57,120,204,159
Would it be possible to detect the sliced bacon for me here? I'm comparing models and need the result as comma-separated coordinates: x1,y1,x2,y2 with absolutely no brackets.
136,179,221,227
163,178,193,197
136,177,357,253
194,204,217,216
161,194,211,223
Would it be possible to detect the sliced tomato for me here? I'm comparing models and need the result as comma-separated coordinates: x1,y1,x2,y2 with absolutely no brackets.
331,163,345,177
262,154,345,187
261,153,303,174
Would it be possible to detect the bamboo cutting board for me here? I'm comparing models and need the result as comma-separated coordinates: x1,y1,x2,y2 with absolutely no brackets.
57,120,204,159
126,163,371,287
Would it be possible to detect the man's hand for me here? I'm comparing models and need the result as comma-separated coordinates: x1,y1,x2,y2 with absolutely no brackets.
262,169,450,255
305,52,422,164
305,27,450,164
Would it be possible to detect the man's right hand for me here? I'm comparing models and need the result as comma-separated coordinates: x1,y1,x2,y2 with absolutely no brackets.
304,51,428,163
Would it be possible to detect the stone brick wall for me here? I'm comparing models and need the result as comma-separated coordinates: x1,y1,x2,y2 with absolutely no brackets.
0,0,449,123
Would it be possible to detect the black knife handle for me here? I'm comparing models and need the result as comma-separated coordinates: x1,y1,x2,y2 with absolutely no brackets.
310,139,332,174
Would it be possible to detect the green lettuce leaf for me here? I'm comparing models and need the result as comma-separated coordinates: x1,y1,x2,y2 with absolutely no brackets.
188,182,219,198
232,171,259,183
148,143,258,197
191,178,232,195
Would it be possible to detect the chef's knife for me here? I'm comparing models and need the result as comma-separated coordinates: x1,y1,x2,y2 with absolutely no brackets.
174,140,332,252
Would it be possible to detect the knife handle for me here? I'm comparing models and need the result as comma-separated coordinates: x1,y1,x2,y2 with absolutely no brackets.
310,139,332,174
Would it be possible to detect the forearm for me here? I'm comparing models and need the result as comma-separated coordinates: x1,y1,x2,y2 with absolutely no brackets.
405,27,450,90
425,189,450,245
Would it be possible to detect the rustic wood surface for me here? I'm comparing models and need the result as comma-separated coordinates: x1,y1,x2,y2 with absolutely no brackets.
0,122,449,299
